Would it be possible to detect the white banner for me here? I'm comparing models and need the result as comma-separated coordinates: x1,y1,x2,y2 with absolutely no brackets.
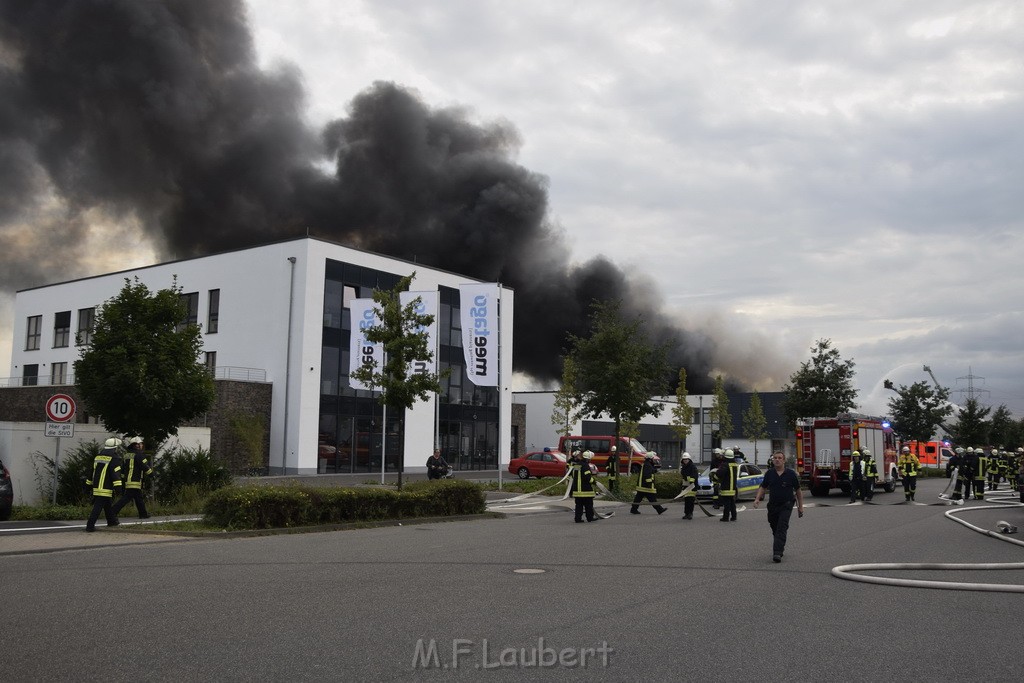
459,283,501,387
399,290,438,377
348,298,383,391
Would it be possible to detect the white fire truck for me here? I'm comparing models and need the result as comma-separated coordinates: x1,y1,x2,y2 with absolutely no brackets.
795,414,899,497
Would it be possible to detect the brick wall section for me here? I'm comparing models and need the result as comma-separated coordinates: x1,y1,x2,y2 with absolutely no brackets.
512,402,526,458
0,381,272,474
193,381,273,474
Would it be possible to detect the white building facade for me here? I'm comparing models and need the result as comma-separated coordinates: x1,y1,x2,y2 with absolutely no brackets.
9,237,515,475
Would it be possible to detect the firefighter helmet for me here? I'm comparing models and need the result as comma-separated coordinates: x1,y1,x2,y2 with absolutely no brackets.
681,452,691,461
126,436,143,445
861,448,871,456
724,449,734,458
582,450,594,460
852,450,861,458
713,448,723,456
901,446,910,453
966,447,975,453
644,451,657,460
103,437,122,448
955,447,965,454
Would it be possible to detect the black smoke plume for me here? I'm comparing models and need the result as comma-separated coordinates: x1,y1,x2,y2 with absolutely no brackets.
0,0,724,391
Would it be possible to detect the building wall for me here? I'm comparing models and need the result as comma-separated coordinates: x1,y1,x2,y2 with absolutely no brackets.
9,237,515,476
0,422,210,506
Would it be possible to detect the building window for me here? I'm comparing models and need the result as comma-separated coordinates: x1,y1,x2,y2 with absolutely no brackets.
53,310,71,348
26,315,41,350
77,307,95,346
51,362,68,385
205,351,217,375
207,289,220,334
177,292,199,331
23,364,38,386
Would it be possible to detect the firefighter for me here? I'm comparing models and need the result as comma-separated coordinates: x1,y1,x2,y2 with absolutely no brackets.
111,436,153,519
1014,448,1024,494
861,448,877,501
950,447,966,502
678,452,698,520
710,448,724,509
606,446,620,494
947,447,961,480
961,447,977,499
848,451,864,503
972,447,988,500
571,450,600,523
897,446,920,502
717,449,739,522
1016,454,1024,503
630,452,667,515
85,438,125,532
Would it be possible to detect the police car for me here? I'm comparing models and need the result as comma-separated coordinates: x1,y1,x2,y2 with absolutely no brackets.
695,460,765,501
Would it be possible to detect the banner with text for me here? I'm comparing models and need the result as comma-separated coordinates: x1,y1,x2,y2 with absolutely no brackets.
399,290,439,377
348,298,383,391
458,283,501,387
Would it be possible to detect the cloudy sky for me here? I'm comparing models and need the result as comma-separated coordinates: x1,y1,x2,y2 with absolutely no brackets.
2,1,1022,418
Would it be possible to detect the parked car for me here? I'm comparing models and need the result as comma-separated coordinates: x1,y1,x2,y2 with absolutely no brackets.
508,449,597,480
0,457,13,521
695,461,765,501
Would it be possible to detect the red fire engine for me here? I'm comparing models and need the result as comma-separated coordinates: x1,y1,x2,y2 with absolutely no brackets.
795,414,899,497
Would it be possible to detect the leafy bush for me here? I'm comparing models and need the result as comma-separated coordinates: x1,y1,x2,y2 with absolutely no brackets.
203,480,486,530
29,441,101,506
151,445,231,503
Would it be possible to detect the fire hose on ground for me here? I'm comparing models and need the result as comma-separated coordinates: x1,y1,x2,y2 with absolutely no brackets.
831,475,1024,593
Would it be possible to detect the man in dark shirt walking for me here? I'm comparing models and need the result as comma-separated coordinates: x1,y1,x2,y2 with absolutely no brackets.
753,452,804,563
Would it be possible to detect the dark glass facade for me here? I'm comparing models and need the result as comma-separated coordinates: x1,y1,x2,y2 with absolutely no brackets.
317,259,500,473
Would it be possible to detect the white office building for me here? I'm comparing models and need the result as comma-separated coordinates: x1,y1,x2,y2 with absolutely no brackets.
8,237,515,475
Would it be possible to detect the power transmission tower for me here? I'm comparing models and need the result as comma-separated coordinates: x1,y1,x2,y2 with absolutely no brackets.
954,367,989,403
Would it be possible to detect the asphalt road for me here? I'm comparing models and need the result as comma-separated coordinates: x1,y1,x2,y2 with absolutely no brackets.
1,478,1022,682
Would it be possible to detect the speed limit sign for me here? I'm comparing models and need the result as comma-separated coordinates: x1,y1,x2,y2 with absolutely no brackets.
45,394,77,422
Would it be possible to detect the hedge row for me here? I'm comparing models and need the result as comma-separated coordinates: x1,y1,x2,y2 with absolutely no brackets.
202,480,486,530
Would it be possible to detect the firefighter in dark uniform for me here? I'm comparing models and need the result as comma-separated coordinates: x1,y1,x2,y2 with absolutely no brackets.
606,446,620,494
717,449,739,521
85,438,124,532
1016,453,1024,503
709,448,723,509
678,452,698,520
571,450,600,523
897,446,920,502
848,451,864,503
961,447,977,500
990,449,1007,491
1014,448,1024,495
630,452,667,515
949,447,966,502
111,436,153,519
947,447,962,480
972,447,988,500
861,448,876,501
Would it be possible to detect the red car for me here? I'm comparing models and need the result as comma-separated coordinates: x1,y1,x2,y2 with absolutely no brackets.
508,449,597,480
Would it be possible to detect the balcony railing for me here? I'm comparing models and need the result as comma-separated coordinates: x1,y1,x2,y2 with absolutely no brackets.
1,365,268,387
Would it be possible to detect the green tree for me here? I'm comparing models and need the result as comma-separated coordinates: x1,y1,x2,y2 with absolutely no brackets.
550,356,583,438
711,375,732,445
74,277,215,445
620,418,641,441
742,391,768,464
349,273,447,488
988,404,1016,447
781,339,857,428
950,397,991,446
567,299,673,444
884,380,954,442
670,368,694,443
